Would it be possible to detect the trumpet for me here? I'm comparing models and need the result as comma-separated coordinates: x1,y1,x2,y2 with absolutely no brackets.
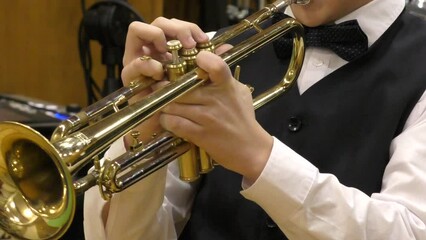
0,0,308,239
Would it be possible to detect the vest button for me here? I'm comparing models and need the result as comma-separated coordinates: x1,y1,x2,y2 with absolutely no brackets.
288,117,302,132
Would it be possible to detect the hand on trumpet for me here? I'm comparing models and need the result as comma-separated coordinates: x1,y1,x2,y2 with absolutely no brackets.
122,17,274,183
121,18,210,145
161,50,273,183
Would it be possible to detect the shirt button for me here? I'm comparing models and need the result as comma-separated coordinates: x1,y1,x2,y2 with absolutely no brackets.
266,217,277,228
288,117,302,132
313,59,324,67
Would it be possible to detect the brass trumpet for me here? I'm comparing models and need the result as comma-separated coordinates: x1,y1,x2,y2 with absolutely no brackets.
0,0,308,239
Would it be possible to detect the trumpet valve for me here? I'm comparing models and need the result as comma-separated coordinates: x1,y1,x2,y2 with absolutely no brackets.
196,41,215,53
198,148,214,174
179,47,199,71
167,40,183,63
178,146,200,182
166,40,187,81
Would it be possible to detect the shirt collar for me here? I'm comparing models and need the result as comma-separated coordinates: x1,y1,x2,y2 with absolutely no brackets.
285,0,405,47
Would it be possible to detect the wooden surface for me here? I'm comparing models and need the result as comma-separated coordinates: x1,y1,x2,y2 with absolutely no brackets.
0,0,163,108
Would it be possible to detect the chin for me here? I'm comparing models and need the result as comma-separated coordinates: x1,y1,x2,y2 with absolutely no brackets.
290,5,331,27
293,16,326,27
297,19,322,27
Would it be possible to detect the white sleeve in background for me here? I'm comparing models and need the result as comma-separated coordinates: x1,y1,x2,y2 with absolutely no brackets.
242,91,426,239
83,138,197,240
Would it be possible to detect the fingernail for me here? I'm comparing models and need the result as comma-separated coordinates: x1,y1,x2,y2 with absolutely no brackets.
201,32,210,41
187,37,197,47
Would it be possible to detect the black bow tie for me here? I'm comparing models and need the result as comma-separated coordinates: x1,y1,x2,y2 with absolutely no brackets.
273,13,368,62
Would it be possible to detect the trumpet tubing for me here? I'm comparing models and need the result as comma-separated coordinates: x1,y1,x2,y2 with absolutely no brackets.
0,0,308,239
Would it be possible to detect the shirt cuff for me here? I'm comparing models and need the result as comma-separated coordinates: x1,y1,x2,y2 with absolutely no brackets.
83,137,126,240
241,136,318,219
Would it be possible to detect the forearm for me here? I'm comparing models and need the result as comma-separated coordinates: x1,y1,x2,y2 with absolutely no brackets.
107,168,174,240
242,136,426,239
83,138,196,240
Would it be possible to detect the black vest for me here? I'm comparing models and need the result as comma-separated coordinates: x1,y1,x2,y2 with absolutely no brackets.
180,10,426,240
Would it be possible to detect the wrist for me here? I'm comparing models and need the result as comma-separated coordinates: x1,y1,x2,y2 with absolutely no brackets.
240,131,273,183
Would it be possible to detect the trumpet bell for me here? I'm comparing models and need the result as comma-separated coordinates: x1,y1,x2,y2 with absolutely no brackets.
0,121,75,239
0,0,309,238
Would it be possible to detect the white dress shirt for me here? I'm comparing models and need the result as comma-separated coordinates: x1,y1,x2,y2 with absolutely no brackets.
84,0,426,239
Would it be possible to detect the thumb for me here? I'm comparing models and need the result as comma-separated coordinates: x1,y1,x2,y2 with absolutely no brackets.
196,51,233,86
